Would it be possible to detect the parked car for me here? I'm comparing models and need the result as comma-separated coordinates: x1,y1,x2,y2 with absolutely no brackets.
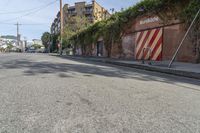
27,49,36,53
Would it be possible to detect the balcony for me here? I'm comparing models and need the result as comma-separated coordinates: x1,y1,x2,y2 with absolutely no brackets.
85,10,93,15
68,11,77,16
87,16,94,22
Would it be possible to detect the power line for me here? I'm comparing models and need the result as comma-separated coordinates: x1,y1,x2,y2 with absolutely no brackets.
0,22,14,25
0,1,54,15
0,22,49,26
21,23,49,26
0,7,43,15
0,27,16,32
14,22,22,46
0,0,59,22
5,0,12,7
0,0,58,15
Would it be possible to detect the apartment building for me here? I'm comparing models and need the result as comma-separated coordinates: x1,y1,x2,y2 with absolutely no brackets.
51,0,110,35
51,13,61,35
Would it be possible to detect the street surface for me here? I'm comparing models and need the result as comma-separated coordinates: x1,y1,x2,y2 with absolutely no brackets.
0,53,200,133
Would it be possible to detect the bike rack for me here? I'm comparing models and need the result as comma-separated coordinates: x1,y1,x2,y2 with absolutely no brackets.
142,47,152,65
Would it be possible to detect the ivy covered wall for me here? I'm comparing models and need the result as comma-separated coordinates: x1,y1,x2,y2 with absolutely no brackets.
68,0,200,61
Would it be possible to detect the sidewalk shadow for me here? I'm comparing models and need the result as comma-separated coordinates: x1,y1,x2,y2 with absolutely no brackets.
0,55,199,91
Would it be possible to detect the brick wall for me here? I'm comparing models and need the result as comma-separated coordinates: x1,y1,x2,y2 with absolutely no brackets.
110,34,136,59
176,26,197,63
162,24,181,61
121,34,136,59
116,15,198,63
77,14,198,63
110,43,121,58
162,24,196,62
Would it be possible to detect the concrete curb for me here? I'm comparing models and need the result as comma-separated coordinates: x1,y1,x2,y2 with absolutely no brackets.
104,60,200,80
52,55,200,80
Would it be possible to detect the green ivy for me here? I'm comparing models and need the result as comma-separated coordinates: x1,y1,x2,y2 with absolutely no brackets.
69,0,199,55
181,0,200,26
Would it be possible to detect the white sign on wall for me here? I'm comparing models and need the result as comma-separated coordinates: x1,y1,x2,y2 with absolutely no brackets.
140,17,159,25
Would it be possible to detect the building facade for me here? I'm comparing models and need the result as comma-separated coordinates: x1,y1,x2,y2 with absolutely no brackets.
118,15,198,63
75,12,199,63
32,39,43,46
51,0,110,35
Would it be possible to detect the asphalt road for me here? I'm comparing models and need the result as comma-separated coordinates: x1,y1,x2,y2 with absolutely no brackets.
0,53,200,133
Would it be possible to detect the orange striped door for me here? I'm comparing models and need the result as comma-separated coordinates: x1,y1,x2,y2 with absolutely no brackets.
135,28,163,61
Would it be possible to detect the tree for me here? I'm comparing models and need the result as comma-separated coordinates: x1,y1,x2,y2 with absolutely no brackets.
32,44,42,49
7,43,14,50
181,0,200,63
63,16,91,49
51,34,59,52
41,32,51,49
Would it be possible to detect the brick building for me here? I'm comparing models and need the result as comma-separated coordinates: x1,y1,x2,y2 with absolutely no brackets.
116,15,197,63
50,0,110,35
79,13,199,63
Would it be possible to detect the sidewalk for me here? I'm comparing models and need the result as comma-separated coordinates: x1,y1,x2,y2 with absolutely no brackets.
52,54,200,79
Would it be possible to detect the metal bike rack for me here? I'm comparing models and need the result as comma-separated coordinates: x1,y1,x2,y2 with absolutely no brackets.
142,47,152,65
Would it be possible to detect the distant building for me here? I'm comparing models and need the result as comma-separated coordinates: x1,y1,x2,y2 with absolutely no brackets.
51,0,110,35
0,35,29,52
32,39,43,46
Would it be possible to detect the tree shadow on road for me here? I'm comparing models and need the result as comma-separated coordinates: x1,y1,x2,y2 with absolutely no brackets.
0,56,199,91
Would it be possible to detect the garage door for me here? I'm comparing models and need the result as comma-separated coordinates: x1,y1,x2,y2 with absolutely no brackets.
135,28,163,61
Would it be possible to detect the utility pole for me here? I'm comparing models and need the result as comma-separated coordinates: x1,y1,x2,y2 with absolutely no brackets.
60,0,64,55
24,37,27,52
14,22,21,47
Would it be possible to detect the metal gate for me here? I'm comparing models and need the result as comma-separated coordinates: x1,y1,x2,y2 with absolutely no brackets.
135,28,163,61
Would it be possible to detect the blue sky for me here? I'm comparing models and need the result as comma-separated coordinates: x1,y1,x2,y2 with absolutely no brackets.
0,0,141,41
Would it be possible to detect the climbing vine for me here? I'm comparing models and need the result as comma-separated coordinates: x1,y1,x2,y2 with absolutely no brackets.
68,0,199,58
181,0,200,62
